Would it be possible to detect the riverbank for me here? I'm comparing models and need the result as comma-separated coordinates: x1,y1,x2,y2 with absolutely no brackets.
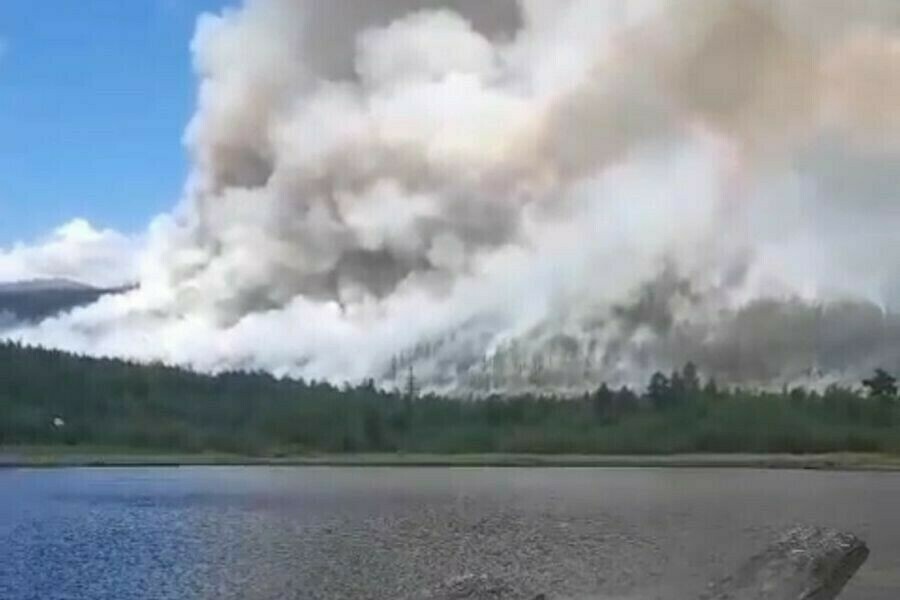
4,447,900,470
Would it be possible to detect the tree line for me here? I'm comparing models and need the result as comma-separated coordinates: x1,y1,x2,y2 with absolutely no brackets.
1,342,898,455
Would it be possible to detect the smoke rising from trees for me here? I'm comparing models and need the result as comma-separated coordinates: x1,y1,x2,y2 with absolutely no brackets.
5,0,900,391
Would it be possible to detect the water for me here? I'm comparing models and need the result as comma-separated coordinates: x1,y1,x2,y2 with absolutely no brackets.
1,467,898,599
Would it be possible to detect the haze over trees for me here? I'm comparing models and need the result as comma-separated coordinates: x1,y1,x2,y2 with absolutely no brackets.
0,342,898,456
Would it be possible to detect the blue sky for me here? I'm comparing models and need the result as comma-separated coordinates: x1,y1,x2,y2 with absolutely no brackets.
0,0,236,244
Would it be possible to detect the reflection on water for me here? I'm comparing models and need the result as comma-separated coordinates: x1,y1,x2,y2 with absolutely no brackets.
0,467,898,599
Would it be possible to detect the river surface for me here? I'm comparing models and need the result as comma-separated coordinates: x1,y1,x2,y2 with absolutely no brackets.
1,467,898,599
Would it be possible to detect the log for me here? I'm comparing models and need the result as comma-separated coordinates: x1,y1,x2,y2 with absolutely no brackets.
419,526,868,600
703,526,869,600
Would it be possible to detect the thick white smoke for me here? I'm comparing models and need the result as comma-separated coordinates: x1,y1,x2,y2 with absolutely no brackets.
6,0,900,391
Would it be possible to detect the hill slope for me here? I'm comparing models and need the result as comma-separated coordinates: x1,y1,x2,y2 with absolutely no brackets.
0,279,128,323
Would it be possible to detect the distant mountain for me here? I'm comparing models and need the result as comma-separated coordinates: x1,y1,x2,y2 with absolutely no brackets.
0,278,95,293
0,278,130,324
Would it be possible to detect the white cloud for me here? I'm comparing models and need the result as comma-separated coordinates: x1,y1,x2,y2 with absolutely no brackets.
0,219,141,288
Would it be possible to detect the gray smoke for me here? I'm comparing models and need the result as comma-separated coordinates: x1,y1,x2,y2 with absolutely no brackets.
7,0,900,391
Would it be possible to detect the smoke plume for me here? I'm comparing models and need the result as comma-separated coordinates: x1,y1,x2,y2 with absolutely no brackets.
6,0,900,391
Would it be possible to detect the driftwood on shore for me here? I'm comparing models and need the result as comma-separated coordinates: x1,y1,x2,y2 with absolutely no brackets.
418,526,868,600
703,526,869,600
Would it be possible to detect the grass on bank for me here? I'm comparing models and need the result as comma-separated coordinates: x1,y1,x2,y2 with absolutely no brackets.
5,446,900,471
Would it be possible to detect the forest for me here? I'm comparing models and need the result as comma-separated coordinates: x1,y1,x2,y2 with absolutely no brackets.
1,341,899,456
